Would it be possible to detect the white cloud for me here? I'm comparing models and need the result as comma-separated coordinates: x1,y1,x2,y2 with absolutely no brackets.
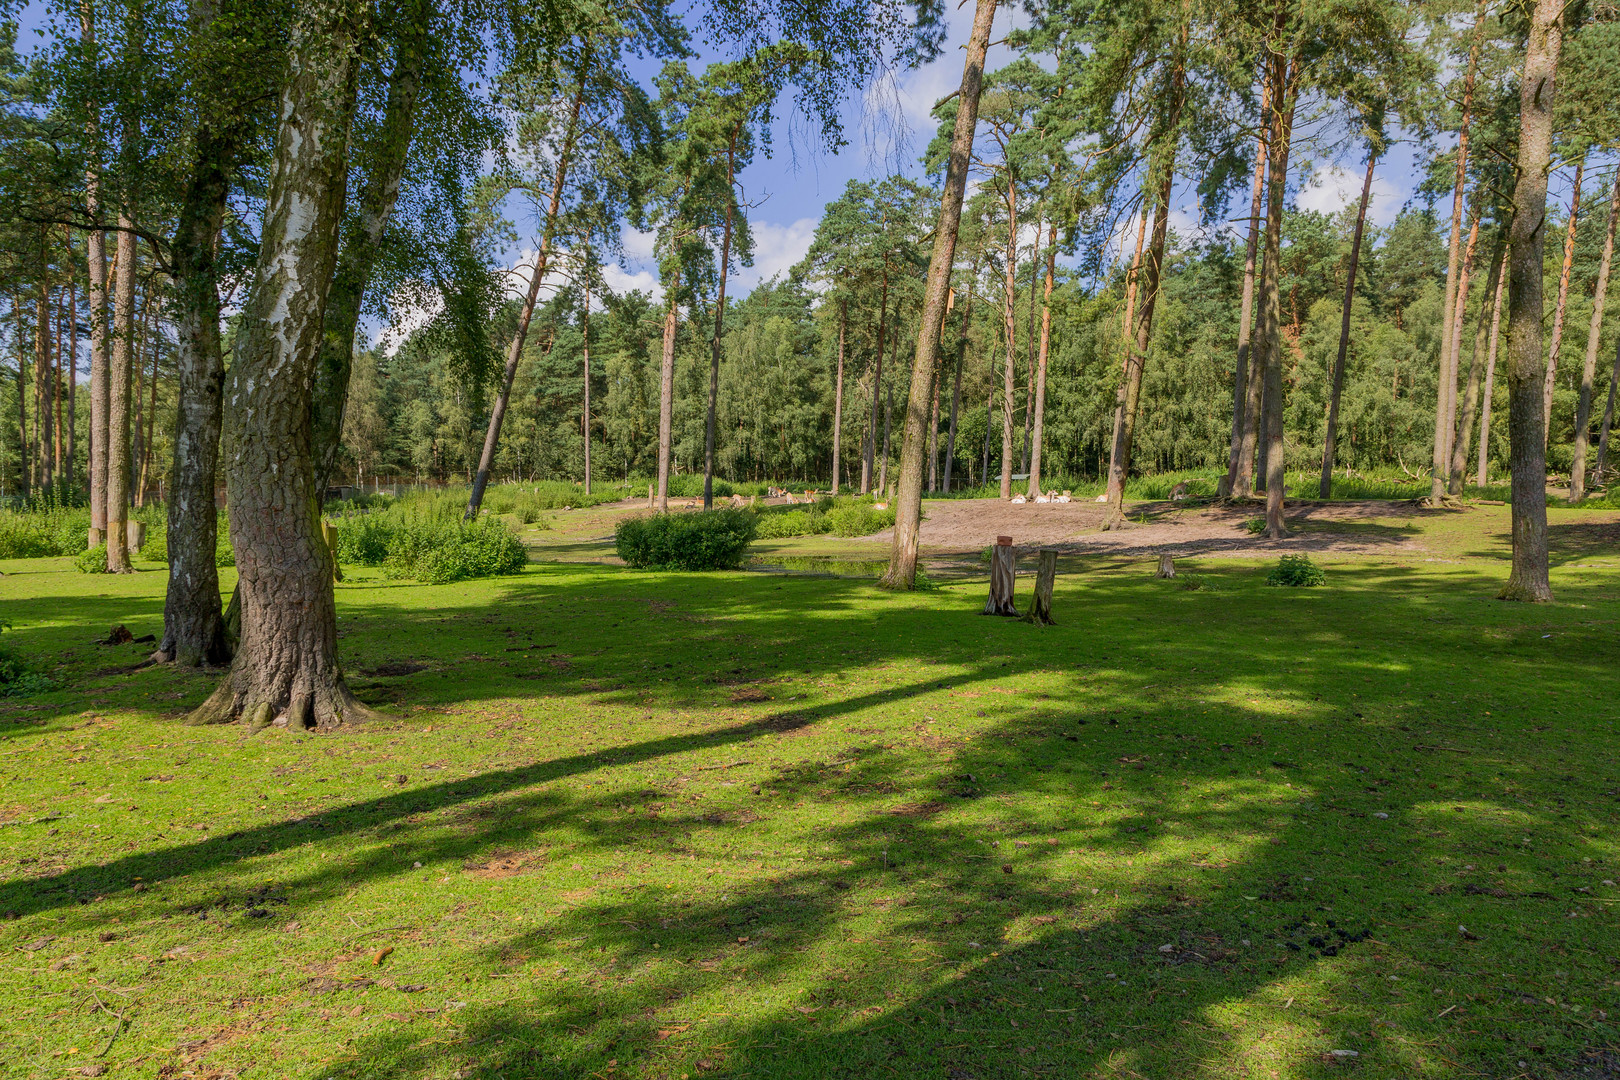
1297,164,1405,228
736,217,818,292
603,264,661,300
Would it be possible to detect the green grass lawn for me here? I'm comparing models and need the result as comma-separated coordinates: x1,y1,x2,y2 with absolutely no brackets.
1,516,1618,1079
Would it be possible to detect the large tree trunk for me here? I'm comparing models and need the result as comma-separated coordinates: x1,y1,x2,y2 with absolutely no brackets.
1570,170,1619,501
942,274,972,493
880,0,996,589
703,134,739,511
106,220,135,572
831,301,844,494
998,180,1019,501
1542,156,1584,448
656,286,677,512
1498,0,1562,603
863,269,890,494
156,105,234,667
191,0,371,727
1226,76,1270,498
1319,151,1376,498
1450,232,1507,495
1027,223,1056,499
312,7,428,496
1431,13,1481,501
1259,50,1298,540
1475,245,1508,488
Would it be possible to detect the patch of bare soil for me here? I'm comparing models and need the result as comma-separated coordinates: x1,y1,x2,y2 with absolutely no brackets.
869,497,1458,559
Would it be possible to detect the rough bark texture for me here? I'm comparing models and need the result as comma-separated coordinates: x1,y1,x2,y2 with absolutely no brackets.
1451,235,1507,495
1259,50,1297,540
1570,171,1619,501
1320,152,1375,498
157,122,233,667
312,8,427,496
656,289,677,512
192,0,373,727
468,76,584,521
1027,225,1056,499
1476,245,1508,487
880,0,996,590
106,220,136,572
1022,547,1055,625
1224,81,1269,498
983,541,1017,616
831,302,844,494
1498,0,1561,603
1542,157,1583,447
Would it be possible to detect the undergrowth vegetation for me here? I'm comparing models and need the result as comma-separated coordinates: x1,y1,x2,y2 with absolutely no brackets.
330,498,529,583
614,508,758,570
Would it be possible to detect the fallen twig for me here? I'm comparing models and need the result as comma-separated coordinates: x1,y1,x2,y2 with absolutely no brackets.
88,988,129,1058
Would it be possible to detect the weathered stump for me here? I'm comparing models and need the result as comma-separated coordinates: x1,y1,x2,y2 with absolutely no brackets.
983,536,1018,616
126,520,146,552
1022,548,1057,625
1156,554,1176,579
322,521,344,582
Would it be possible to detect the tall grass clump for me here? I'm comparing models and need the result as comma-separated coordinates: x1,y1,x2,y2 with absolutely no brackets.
615,509,757,570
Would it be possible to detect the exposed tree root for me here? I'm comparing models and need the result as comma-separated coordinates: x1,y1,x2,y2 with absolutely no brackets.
186,670,386,730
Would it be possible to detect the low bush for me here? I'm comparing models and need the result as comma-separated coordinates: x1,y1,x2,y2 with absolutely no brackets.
754,508,831,539
1244,517,1266,534
383,518,529,584
615,509,757,571
826,503,896,537
0,623,54,698
75,544,109,574
1267,554,1326,587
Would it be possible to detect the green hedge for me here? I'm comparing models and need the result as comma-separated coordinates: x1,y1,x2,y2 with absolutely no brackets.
615,509,758,571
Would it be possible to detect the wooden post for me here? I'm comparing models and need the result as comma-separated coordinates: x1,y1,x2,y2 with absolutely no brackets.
983,535,1017,616
322,520,343,583
1022,547,1056,625
1156,554,1176,579
648,483,655,510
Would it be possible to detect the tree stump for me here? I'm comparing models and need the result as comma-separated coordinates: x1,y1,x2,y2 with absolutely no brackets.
126,520,146,552
648,483,655,509
1156,554,1176,579
321,521,344,582
1022,548,1057,625
983,536,1018,616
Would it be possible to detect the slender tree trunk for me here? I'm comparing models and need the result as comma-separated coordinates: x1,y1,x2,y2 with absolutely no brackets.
82,2,108,543
1596,337,1620,480
157,97,235,666
1430,214,1481,500
1028,223,1056,499
863,268,890,494
106,221,135,571
34,253,54,493
831,301,845,495
191,0,371,727
656,285,678,512
12,300,25,495
1451,232,1507,494
1477,243,1508,486
1497,0,1563,603
138,319,158,505
466,72,585,521
881,382,892,495
943,275,972,493
130,295,148,504
1108,207,1148,489
65,275,76,491
1320,151,1376,498
1021,224,1039,474
1432,12,1482,500
927,349,940,492
1260,51,1298,539
1570,170,1620,500
53,284,65,488
999,180,1019,500
704,134,739,511
582,275,592,496
1542,156,1584,449
312,5,428,496
1227,78,1271,498
879,0,996,589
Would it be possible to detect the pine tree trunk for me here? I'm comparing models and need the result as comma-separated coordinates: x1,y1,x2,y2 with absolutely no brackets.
1476,245,1508,487
1497,0,1562,603
1027,224,1056,499
65,275,76,491
943,276,972,493
312,7,427,496
582,277,592,496
863,269,890,494
1226,77,1270,498
1542,156,1584,449
704,134,739,512
1260,50,1298,540
927,354,940,492
1569,170,1619,500
831,302,844,495
106,220,136,572
881,382,892,495
880,0,996,590
138,321,159,506
1021,232,1038,474
190,0,371,727
1595,338,1620,480
1429,215,1481,501
82,3,108,543
1432,15,1481,501
656,287,677,513
1451,233,1507,494
999,181,1019,501
1320,151,1376,498
157,116,233,667
34,253,54,493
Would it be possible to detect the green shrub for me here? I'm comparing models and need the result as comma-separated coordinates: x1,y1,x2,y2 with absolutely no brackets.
615,509,757,571
1244,517,1266,534
826,504,896,537
0,622,55,698
754,509,831,539
74,544,109,573
1267,554,1326,587
333,514,399,566
382,518,529,583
